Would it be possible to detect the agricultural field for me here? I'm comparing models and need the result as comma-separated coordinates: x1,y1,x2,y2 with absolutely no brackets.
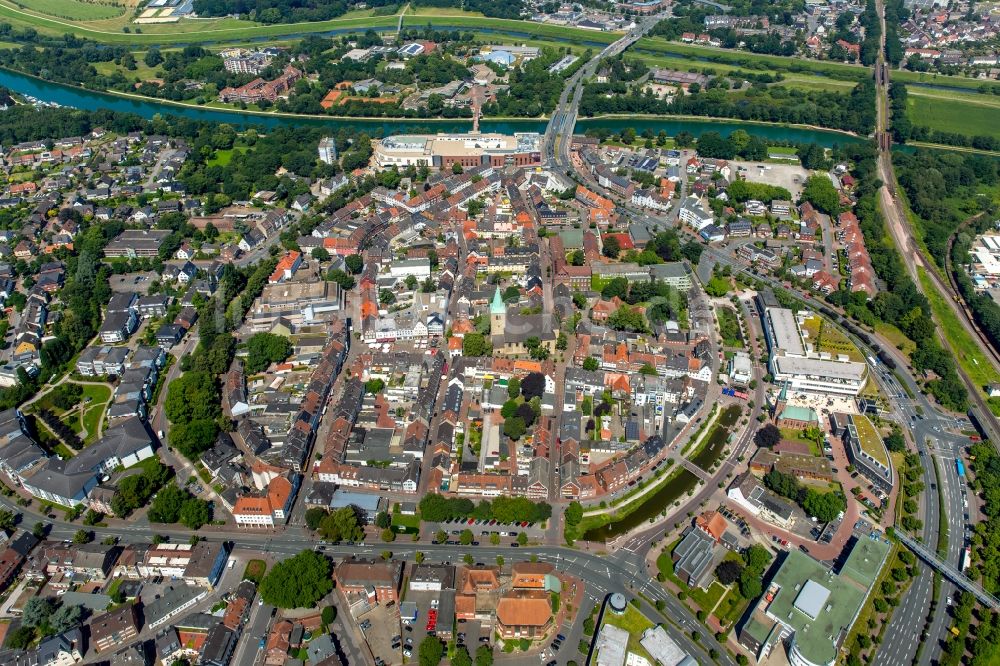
14,0,124,21
633,37,870,81
907,94,1000,140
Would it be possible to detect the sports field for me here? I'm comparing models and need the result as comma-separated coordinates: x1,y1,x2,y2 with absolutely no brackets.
907,94,1000,139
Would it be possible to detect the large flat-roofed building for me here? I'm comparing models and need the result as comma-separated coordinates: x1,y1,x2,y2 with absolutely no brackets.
373,133,541,171
104,230,171,259
761,306,866,395
833,412,894,494
248,280,344,332
738,537,890,666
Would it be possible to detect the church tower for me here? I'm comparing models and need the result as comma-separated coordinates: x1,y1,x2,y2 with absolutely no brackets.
773,381,789,421
490,286,507,336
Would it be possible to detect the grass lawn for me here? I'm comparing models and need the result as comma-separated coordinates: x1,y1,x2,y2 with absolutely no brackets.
243,559,266,584
125,454,165,474
407,6,485,17
602,605,655,661
875,321,916,360
715,587,748,626
208,147,248,167
907,95,1000,140
391,509,421,532
918,266,1000,392
80,383,112,404
780,428,822,456
16,0,124,20
92,58,162,83
81,405,104,443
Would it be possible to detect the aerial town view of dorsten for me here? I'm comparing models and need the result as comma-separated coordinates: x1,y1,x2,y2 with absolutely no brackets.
0,0,996,665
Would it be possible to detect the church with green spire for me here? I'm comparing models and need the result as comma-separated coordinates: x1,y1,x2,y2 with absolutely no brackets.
485,284,558,357
490,286,506,336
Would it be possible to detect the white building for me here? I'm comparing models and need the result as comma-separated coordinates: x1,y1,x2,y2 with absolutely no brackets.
761,307,866,396
728,351,753,386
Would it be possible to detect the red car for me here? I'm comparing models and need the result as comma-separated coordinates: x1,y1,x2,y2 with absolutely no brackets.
467,518,475,525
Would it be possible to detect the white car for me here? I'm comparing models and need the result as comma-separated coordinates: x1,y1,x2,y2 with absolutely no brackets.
403,648,412,658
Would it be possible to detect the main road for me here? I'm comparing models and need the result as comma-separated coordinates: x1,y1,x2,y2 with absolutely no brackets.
542,11,668,171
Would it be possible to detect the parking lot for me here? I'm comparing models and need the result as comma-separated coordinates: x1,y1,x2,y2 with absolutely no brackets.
357,602,401,666
426,518,542,546
730,160,810,199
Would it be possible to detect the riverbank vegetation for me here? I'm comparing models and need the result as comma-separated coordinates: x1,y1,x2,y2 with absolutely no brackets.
580,75,877,136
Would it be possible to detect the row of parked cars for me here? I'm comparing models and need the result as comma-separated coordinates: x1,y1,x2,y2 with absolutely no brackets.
440,517,536,528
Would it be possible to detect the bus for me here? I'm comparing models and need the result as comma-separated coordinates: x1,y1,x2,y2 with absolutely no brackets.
956,460,966,478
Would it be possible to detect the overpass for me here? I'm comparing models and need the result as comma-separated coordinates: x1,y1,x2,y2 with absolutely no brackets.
895,531,1000,610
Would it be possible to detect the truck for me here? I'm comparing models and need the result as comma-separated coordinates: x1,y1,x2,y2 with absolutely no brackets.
962,548,972,572
956,460,966,478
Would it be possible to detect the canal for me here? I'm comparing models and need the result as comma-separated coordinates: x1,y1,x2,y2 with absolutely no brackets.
0,67,863,147
582,404,743,542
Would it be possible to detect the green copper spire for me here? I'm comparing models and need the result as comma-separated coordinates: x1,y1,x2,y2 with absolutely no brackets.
490,286,506,315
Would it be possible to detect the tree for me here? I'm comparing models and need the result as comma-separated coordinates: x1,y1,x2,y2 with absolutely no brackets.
375,512,391,529
0,508,16,532
321,605,337,625
716,560,743,585
419,636,445,666
169,419,219,459
318,507,365,543
521,372,545,400
259,550,333,608
144,47,163,67
22,596,56,628
365,379,385,395
179,499,210,530
245,333,293,374
6,626,35,649
565,501,583,527
463,333,491,357
165,371,220,425
607,305,648,333
602,235,621,259
517,532,528,546
801,174,841,215
705,275,731,297
582,357,600,372
72,529,92,544
49,603,83,633
755,424,782,448
739,567,762,599
311,247,331,262
32,522,45,539
379,289,395,305
452,162,463,174
507,376,521,399
327,269,356,290
460,529,474,545
802,490,846,522
475,644,494,666
503,416,526,441
345,254,364,274
452,646,473,666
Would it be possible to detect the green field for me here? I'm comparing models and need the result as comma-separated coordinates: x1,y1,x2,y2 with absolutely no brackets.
0,3,616,45
894,68,1000,93
14,0,124,20
633,37,871,81
918,266,1000,392
907,94,1000,139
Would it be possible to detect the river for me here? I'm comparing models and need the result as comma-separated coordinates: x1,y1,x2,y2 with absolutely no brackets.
0,68,862,147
